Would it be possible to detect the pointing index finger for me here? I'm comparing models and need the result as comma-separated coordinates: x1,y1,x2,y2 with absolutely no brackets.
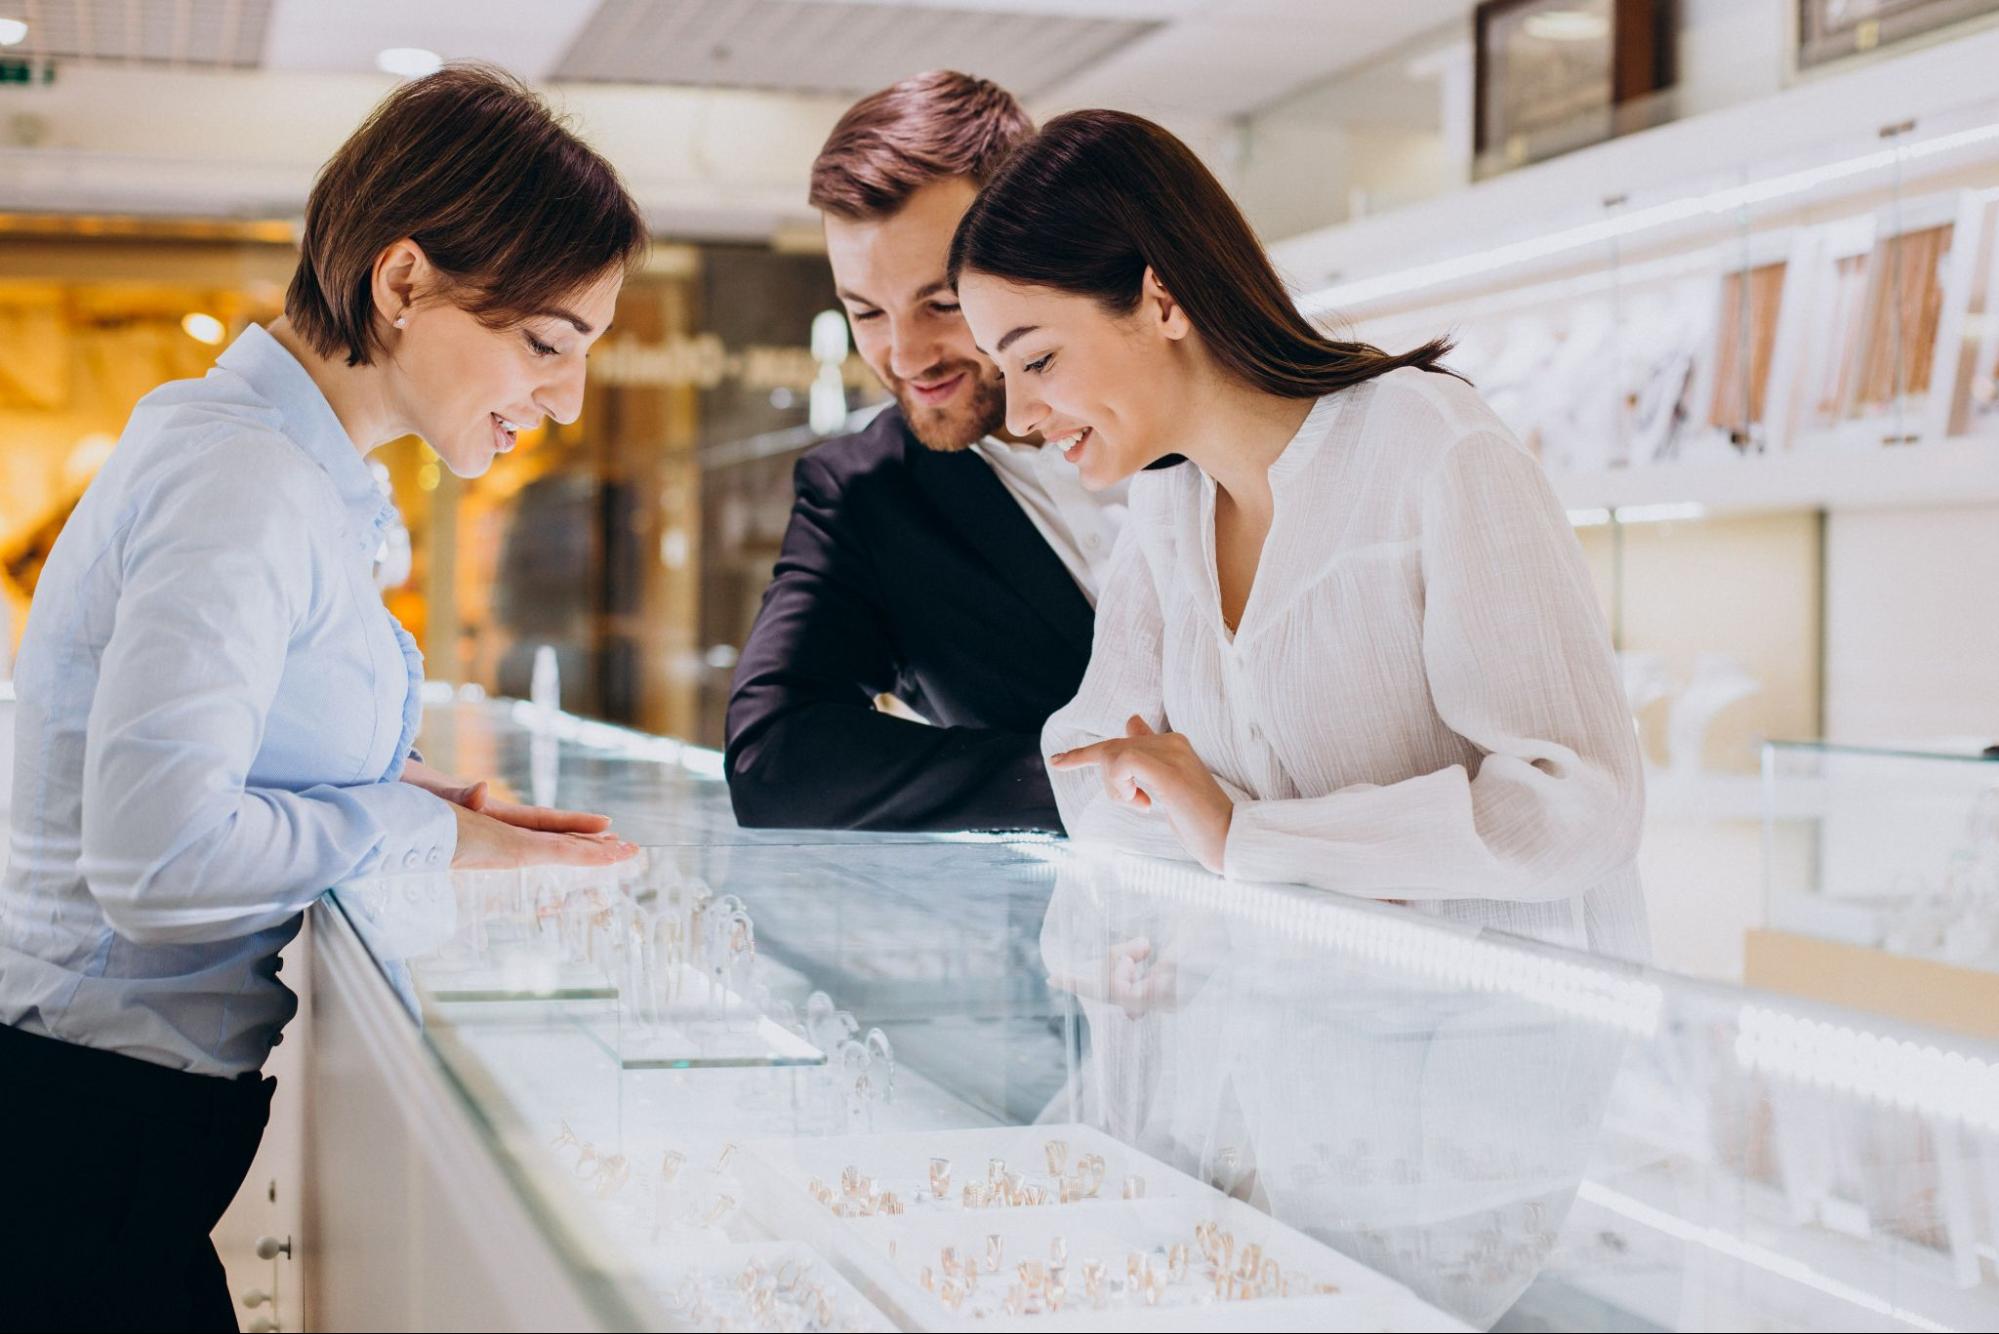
1049,739,1120,771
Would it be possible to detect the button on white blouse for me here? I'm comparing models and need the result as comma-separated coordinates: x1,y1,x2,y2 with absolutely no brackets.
1043,368,1649,961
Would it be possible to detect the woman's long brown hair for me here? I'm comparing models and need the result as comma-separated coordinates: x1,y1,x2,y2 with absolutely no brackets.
948,109,1454,399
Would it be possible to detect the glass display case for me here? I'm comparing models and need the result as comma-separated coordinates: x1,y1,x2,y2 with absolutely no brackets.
324,696,1999,1331
1762,738,1999,969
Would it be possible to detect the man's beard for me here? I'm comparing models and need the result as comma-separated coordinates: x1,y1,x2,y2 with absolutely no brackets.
895,363,1008,452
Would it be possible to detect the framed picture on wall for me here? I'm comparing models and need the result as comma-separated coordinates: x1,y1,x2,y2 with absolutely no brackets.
1473,0,1676,177
1797,0,1999,72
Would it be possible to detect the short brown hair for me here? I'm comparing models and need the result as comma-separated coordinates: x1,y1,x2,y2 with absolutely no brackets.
809,70,1032,221
287,63,647,367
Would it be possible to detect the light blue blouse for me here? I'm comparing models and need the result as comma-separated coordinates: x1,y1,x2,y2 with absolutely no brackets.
0,324,457,1077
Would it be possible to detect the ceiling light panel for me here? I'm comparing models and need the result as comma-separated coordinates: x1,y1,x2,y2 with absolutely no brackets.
11,0,271,69
552,0,1161,100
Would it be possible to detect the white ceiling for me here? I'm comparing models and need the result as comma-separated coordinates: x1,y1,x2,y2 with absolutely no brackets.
551,0,1163,100
1051,0,1474,118
13,0,272,68
258,0,602,84
8,0,1474,119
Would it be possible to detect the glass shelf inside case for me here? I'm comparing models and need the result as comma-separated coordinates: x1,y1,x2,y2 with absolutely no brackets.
1762,738,1999,971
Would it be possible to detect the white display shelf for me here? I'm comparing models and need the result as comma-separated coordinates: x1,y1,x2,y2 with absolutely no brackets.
1549,435,1999,518
1270,29,1999,312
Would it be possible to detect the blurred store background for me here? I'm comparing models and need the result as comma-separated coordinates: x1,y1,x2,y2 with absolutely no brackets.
7,0,1999,985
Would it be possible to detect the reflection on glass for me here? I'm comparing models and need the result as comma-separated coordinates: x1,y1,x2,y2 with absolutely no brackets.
1041,857,1624,1328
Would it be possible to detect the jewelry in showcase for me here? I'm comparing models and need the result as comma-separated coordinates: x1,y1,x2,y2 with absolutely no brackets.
803,990,859,1053
863,1026,895,1104
418,861,655,999
659,1249,888,1332
1614,275,1713,465
805,1139,1123,1218
549,1121,636,1199
652,1141,746,1239
626,881,763,1025
1797,247,1873,435
1849,223,1953,423
1865,788,1999,964
837,1027,895,1131
1367,182,1999,467
1708,260,1789,450
552,1123,749,1241
905,1217,1341,1320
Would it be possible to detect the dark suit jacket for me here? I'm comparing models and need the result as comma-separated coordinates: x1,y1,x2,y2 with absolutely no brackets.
724,405,1096,832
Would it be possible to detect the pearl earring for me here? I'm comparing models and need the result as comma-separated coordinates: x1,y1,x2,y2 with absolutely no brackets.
394,315,407,329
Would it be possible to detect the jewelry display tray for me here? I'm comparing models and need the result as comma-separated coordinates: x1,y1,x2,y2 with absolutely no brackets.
629,1237,898,1332
736,1125,1469,1331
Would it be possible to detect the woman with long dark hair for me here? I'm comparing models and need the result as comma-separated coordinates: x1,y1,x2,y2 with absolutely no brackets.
950,111,1646,959
0,66,643,1328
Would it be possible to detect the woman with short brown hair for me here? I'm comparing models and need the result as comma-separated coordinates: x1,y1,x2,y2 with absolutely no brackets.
0,65,643,1328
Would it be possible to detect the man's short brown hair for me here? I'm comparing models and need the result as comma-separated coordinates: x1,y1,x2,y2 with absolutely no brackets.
808,70,1033,221
286,63,647,367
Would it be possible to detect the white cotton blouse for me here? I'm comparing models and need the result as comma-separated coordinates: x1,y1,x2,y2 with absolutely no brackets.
1042,367,1650,962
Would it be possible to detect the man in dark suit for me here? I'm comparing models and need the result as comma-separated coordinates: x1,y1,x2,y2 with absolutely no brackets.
725,72,1127,832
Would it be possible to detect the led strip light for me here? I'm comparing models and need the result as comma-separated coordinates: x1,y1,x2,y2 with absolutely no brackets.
1733,1003,1999,1132
1577,1180,1958,1333
1077,848,1665,1037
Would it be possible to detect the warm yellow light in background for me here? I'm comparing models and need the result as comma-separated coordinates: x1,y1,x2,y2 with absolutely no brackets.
63,433,118,489
180,312,225,345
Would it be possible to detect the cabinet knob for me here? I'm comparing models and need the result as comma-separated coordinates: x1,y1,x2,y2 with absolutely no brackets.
248,1320,279,1333
254,1234,292,1261
240,1289,272,1309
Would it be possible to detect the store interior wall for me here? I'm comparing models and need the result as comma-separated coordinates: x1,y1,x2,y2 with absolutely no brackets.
1826,506,1999,743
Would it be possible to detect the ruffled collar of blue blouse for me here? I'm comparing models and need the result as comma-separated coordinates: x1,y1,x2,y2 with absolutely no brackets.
217,323,399,555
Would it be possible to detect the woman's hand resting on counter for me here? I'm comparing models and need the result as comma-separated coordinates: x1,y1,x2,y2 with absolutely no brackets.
1050,716,1235,873
401,760,638,868
402,759,614,834
448,802,638,869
